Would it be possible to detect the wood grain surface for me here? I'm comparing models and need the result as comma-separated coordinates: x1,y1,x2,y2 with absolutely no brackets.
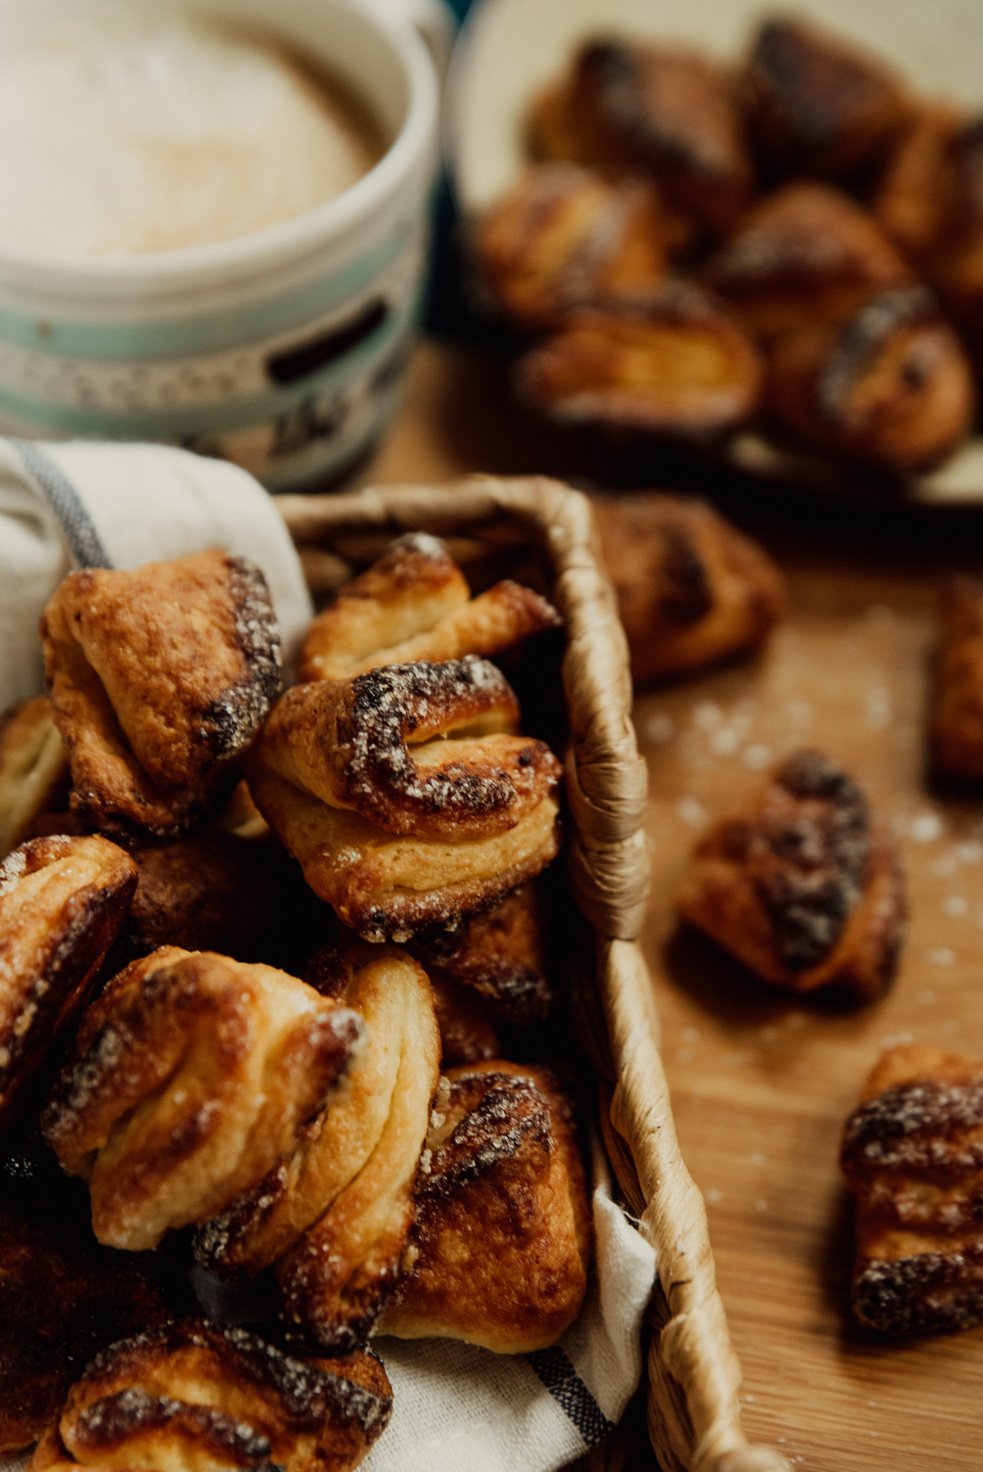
363,342,983,1472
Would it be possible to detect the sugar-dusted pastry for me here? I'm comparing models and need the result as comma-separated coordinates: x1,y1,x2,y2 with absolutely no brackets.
42,946,364,1251
0,834,137,1136
474,164,666,333
378,1062,591,1353
704,183,913,342
931,576,983,782
298,532,560,684
570,38,754,236
841,1043,983,1335
41,550,282,836
249,657,562,941
872,104,967,264
742,15,910,182
676,749,905,1001
591,493,785,684
0,1142,190,1454
30,1320,392,1472
0,696,69,860
515,284,762,442
196,945,440,1351
410,880,556,1025
765,285,976,473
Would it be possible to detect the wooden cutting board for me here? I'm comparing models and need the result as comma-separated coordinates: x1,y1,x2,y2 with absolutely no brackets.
363,341,983,1472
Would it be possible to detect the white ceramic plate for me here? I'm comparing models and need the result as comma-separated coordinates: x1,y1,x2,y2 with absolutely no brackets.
446,0,983,506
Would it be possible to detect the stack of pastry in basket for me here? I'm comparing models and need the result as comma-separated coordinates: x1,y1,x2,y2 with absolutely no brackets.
0,537,591,1468
473,12,983,478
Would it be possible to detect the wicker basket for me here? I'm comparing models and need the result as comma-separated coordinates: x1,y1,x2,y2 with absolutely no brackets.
277,474,789,1472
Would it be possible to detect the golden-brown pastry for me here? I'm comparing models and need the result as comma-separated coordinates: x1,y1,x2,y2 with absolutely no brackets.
765,285,976,473
841,1043,983,1335
872,103,967,263
676,749,905,1001
0,696,69,859
591,492,785,684
249,658,562,941
931,576,983,782
742,15,910,182
196,945,440,1351
0,834,137,1136
924,120,983,374
474,163,666,333
42,946,364,1251
30,1320,392,1472
515,285,762,442
526,75,624,173
409,881,556,1025
378,1062,591,1353
571,38,754,236
41,550,282,837
704,182,913,342
298,532,561,684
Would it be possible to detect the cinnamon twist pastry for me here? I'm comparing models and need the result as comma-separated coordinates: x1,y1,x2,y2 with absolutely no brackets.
0,696,69,859
841,1044,983,1335
298,532,561,684
675,749,906,1001
378,1062,591,1353
42,947,364,1251
0,834,137,1135
41,550,281,836
249,658,562,940
196,945,441,1351
30,1320,392,1472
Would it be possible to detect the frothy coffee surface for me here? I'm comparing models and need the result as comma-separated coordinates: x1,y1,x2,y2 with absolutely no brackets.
0,12,384,256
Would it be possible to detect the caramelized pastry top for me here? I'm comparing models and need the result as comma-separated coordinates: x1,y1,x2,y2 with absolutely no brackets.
41,550,281,836
841,1043,983,1335
299,532,560,684
30,1319,392,1472
0,833,137,1136
43,946,364,1250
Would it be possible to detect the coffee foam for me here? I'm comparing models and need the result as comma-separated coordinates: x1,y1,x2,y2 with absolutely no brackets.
0,11,385,257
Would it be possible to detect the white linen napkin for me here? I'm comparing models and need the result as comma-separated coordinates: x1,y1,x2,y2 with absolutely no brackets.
0,436,314,710
0,438,658,1471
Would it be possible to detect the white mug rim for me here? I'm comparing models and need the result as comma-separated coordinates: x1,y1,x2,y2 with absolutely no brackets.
0,0,439,296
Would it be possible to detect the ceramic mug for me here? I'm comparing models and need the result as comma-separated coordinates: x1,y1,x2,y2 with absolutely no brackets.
0,0,444,490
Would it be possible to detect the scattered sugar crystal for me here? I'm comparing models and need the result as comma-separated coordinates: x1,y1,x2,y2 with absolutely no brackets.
944,895,969,917
710,726,741,756
880,1030,915,1049
926,946,956,967
742,742,774,770
693,701,722,731
676,796,708,827
955,840,983,864
785,698,813,728
681,1026,700,1044
645,712,675,744
705,1187,722,1205
865,687,892,729
909,811,943,843
753,1198,769,1213
749,1152,768,1167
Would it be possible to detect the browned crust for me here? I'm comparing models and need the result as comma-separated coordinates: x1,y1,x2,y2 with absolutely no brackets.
378,1062,591,1353
704,182,913,340
40,551,281,837
0,834,137,1136
765,286,976,472
31,1320,391,1471
841,1043,983,1335
742,15,910,181
299,532,560,684
573,38,754,234
931,575,983,781
515,283,762,440
872,103,968,263
42,947,364,1251
0,696,70,860
474,162,666,333
676,748,906,1001
590,492,785,684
